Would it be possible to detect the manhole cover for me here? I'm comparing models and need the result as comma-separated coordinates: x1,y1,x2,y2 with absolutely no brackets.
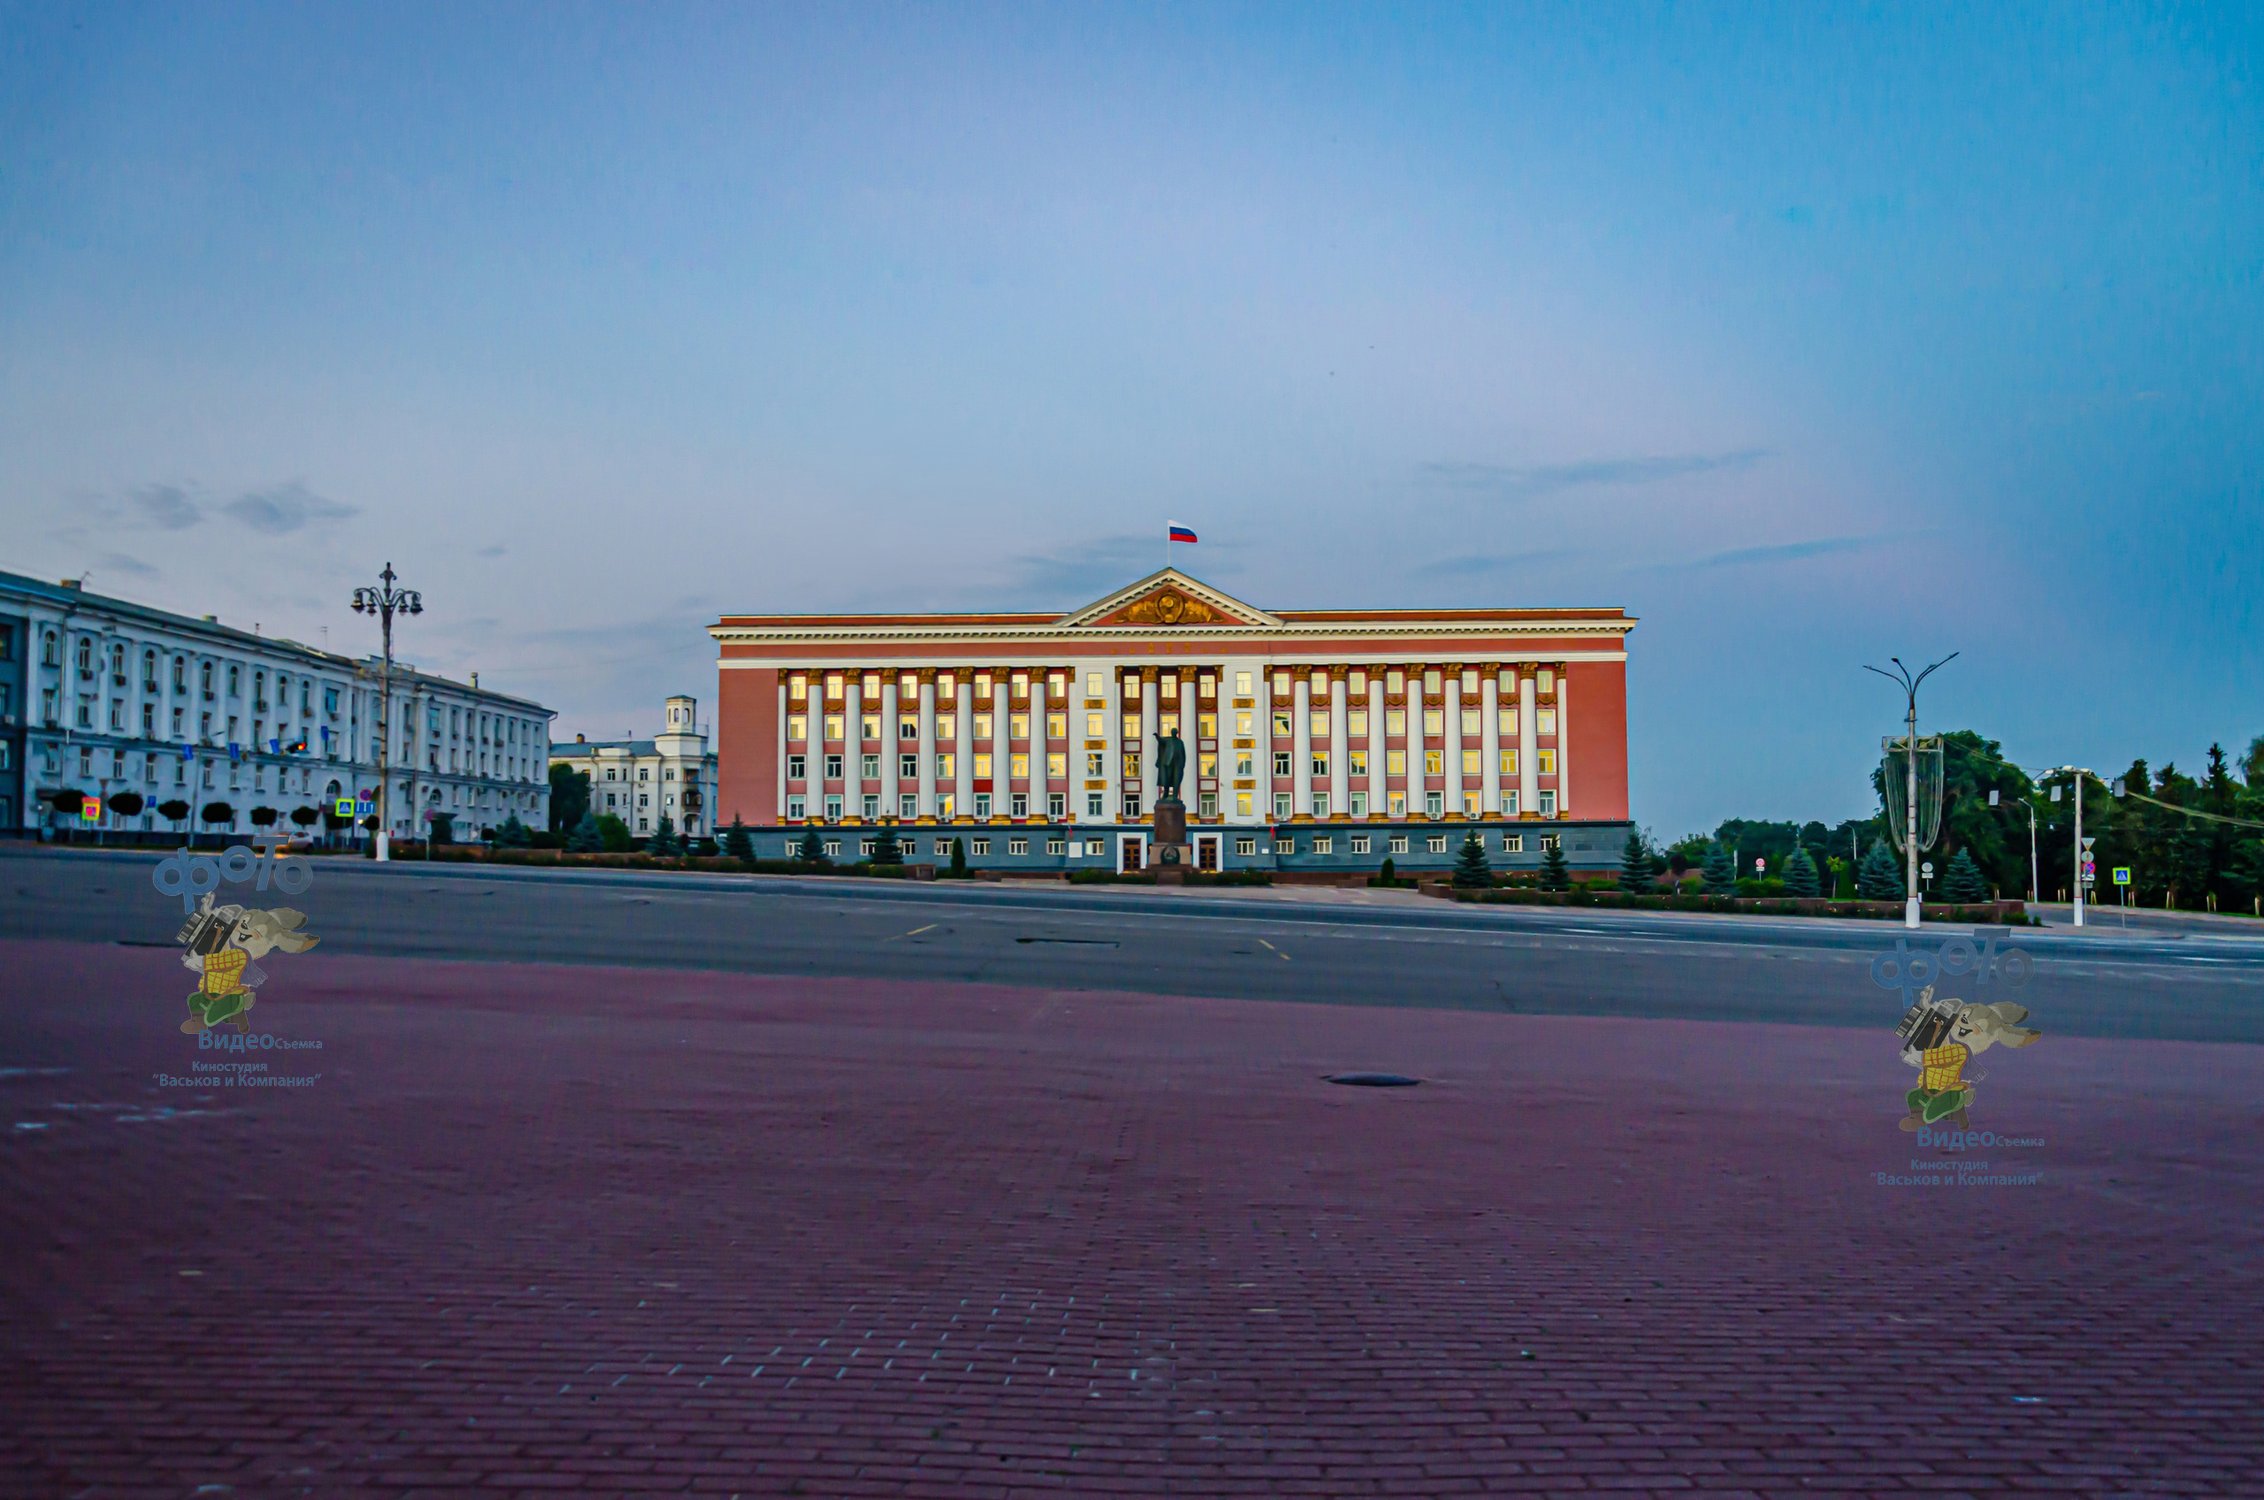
1325,1073,1421,1087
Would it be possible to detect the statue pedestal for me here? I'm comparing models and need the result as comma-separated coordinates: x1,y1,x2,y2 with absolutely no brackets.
1152,796,1190,883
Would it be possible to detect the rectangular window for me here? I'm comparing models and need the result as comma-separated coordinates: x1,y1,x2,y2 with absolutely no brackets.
1047,793,1065,819
1310,751,1329,777
1504,789,1520,816
1010,752,1028,779
1159,712,1179,738
1235,791,1252,817
1272,751,1291,777
1423,709,1443,737
859,839,876,858
1423,750,1442,776
938,793,955,818
1425,791,1444,818
1538,708,1558,736
1504,834,1525,853
939,676,957,702
861,753,880,779
974,713,993,741
1198,791,1217,816
1086,751,1105,777
824,754,843,779
1012,673,1029,700
1198,712,1217,740
1047,712,1066,739
1537,750,1557,774
973,792,991,818
1082,837,1104,856
1122,753,1140,779
1312,793,1329,817
1348,710,1367,738
787,715,807,741
937,716,955,741
1428,834,1449,853
899,793,917,817
1047,752,1067,779
1386,669,1404,695
1501,750,1518,775
1122,714,1141,740
1538,669,1555,694
1461,709,1481,737
1386,709,1406,736
823,794,843,820
1388,791,1407,817
1350,834,1371,854
1009,836,1029,855
1424,669,1442,695
900,753,917,779
789,673,808,701
1313,835,1333,854
824,714,844,741
1086,792,1105,817
1197,752,1217,778
1386,750,1406,776
1499,709,1518,735
1086,672,1104,697
975,674,992,701
938,753,955,779
1272,710,1292,738
973,753,992,779
1350,791,1368,816
1541,833,1561,851
1010,793,1028,817
1086,712,1105,738
1047,837,1066,854
934,840,952,856
787,754,806,780
1232,672,1251,695
1348,749,1368,777
1539,789,1558,815
1462,749,1481,777
1310,710,1330,739
900,717,919,739
824,673,843,702
1273,792,1291,818
1389,834,1409,854
1235,710,1253,736
971,838,991,855
1122,792,1141,818
1009,714,1028,739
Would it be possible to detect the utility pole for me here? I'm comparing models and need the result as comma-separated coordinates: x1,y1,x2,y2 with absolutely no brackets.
1864,653,1957,930
1989,788,2042,907
350,562,422,863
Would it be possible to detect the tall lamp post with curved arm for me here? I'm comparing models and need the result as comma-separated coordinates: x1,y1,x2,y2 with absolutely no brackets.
351,562,423,862
1864,652,1957,929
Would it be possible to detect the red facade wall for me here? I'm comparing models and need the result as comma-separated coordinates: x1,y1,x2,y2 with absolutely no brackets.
716,666,780,826
1564,659,1630,821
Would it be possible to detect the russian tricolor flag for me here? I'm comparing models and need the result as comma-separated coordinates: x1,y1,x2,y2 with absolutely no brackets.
1167,523,1198,544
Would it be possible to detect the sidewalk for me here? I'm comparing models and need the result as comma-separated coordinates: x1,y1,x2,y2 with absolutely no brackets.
3,938,2259,1497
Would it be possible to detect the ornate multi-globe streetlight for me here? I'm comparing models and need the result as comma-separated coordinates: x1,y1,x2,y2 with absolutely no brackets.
350,562,422,861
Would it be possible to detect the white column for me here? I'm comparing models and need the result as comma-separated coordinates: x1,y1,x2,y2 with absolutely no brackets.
952,674,973,818
803,678,822,822
917,675,937,817
989,680,1007,820
1519,672,1539,816
1556,671,1571,817
1481,672,1501,815
881,679,900,817
843,681,862,820
1366,677,1385,816
774,680,788,820
1328,673,1348,817
1175,671,1197,814
1099,665,1121,826
1406,676,1426,819
1030,675,1048,821
1254,667,1274,823
1291,675,1312,816
1445,675,1465,817
1139,673,1159,816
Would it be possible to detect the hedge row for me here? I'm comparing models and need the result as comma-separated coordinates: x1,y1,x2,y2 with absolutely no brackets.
1453,887,2026,921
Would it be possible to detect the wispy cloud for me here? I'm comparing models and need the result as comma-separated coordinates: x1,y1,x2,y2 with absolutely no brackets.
1677,535,1885,570
129,484,203,529
477,544,507,559
1413,547,1585,580
1420,449,1769,501
97,551,160,578
222,482,358,534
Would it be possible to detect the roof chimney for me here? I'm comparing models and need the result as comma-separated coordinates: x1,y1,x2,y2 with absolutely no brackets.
59,578,82,590
470,671,479,688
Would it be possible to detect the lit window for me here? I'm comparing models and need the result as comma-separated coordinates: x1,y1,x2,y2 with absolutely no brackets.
1538,709,1558,735
973,753,992,779
1423,750,1442,776
938,793,955,818
1122,714,1141,740
1349,750,1368,777
1047,713,1066,739
1311,711,1330,738
1387,709,1406,737
824,715,844,741
1462,750,1481,777
1235,791,1252,817
1010,714,1028,739
1387,750,1406,777
825,673,843,701
788,715,807,740
1538,750,1557,774
1235,672,1252,695
861,715,880,740
1501,750,1518,775
1235,710,1253,736
1047,752,1067,778
1424,669,1442,695
1086,672,1104,697
1010,753,1029,778
1423,709,1443,738
1538,669,1556,694
1272,711,1291,738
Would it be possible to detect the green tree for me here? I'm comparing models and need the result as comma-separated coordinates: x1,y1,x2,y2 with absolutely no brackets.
1701,842,1736,895
948,837,968,877
289,804,319,831
871,825,904,865
1539,838,1571,891
722,815,754,862
1379,855,1397,885
200,801,234,831
567,811,604,852
595,813,634,853
1857,840,1903,901
158,798,192,838
1941,847,1988,903
494,814,532,848
250,805,278,828
797,828,827,865
548,763,591,833
1453,832,1492,888
1783,845,1822,897
1619,830,1654,889
429,812,455,845
647,815,680,856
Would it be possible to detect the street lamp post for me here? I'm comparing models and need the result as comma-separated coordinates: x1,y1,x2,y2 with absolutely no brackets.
350,562,422,862
2050,766,2095,927
1864,653,1957,930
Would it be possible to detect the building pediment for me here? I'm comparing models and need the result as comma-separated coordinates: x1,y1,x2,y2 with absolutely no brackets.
1055,570,1280,630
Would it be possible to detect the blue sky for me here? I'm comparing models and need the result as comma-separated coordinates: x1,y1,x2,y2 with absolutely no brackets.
3,1,2257,836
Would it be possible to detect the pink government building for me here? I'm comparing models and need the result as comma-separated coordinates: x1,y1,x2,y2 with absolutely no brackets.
709,569,1633,874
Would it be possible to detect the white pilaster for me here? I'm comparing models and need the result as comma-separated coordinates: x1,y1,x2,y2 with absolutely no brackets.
1519,672,1539,815
843,681,862,820
880,680,900,816
952,673,973,818
1328,673,1348,817
1030,674,1048,821
1291,675,1312,816
802,677,822,822
989,678,1007,820
1099,663,1121,826
1406,676,1425,818
1366,677,1385,816
774,680,788,820
1481,673,1501,815
1556,671,1570,817
917,676,937,817
1254,665,1274,823
1139,672,1159,818
1444,676,1464,816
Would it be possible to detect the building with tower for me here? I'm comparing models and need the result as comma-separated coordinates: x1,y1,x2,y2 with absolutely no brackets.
550,695,720,842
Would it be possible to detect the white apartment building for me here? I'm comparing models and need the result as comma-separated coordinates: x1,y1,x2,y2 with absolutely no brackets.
550,695,719,840
2,571,554,841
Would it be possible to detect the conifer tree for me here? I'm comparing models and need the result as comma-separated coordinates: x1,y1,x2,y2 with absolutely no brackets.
798,828,827,865
1857,839,1903,901
1619,830,1654,889
722,815,754,862
1452,831,1492,888
871,825,904,865
1783,845,1822,897
567,811,603,853
1701,842,1737,895
1539,838,1571,891
1941,847,1988,903
948,837,968,877
647,815,680,856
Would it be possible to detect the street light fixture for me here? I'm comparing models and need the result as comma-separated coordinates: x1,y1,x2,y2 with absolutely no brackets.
1864,652,1957,929
350,562,422,862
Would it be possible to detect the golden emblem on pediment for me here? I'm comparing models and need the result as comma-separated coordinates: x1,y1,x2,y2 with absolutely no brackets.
1121,589,1214,625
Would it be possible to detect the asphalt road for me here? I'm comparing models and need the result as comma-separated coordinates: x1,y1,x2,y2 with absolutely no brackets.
8,843,2262,1043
